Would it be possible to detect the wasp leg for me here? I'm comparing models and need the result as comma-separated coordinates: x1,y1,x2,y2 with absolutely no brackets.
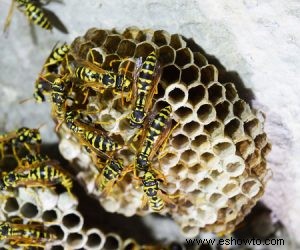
3,0,15,33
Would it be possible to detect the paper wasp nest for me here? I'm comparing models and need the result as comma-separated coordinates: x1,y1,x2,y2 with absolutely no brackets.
57,27,271,237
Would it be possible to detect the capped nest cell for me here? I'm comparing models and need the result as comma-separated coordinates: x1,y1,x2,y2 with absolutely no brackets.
56,27,271,238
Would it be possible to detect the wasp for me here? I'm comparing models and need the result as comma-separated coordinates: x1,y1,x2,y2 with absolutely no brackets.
130,51,161,128
65,110,122,155
4,0,52,33
33,44,70,103
93,156,132,197
0,127,41,163
73,58,133,102
0,158,73,195
0,221,56,248
141,171,176,212
134,105,173,177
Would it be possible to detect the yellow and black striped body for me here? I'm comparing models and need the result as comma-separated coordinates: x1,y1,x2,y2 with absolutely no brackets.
0,221,56,247
97,158,124,191
0,162,73,194
136,105,172,174
83,130,121,153
75,66,116,87
20,1,52,31
65,110,121,154
130,51,158,128
142,171,164,212
51,78,67,120
44,44,70,73
33,76,51,103
0,127,41,160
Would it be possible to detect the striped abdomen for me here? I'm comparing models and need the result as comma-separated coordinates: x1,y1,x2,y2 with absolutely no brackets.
83,131,121,153
25,3,52,30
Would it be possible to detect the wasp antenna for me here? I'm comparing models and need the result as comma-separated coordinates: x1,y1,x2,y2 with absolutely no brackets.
37,122,47,130
19,97,35,104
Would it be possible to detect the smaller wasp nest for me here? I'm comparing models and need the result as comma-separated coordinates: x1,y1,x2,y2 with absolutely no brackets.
55,27,271,238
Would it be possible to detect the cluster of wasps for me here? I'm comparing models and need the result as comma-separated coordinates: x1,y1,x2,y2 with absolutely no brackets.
34,42,179,213
0,126,74,247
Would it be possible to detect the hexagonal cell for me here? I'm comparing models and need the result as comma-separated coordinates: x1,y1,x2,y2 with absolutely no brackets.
67,232,84,249
123,239,139,250
180,178,196,192
116,39,137,58
171,134,189,150
215,100,233,122
208,82,226,105
160,152,180,170
196,104,216,124
103,35,122,54
62,212,83,232
236,139,255,159
4,197,19,213
212,141,235,158
193,52,208,68
181,65,200,85
20,202,38,218
183,121,200,137
209,193,228,208
222,181,240,197
225,118,244,141
161,64,181,85
85,29,108,46
198,177,216,193
175,48,193,67
86,229,104,249
200,65,218,85
170,34,186,49
78,41,96,59
224,82,238,103
158,45,175,65
224,156,245,177
254,133,268,149
245,118,262,138
101,54,121,70
169,163,187,179
187,83,206,107
181,149,198,165
233,99,253,121
241,179,262,198
134,42,156,58
123,27,146,42
48,225,65,240
152,30,170,46
42,210,58,222
175,106,193,122
166,84,188,105
191,134,208,150
204,120,222,138
86,49,104,66
103,233,122,250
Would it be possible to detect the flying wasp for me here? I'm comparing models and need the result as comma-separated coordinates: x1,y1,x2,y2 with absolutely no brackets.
0,127,42,163
130,51,161,128
0,221,56,248
0,158,73,195
4,0,52,33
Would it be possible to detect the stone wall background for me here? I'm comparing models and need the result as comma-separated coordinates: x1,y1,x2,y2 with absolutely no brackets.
0,0,299,246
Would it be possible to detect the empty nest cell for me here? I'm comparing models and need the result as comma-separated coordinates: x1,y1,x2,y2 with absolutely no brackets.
166,84,188,105
42,209,58,222
171,134,189,150
224,118,244,140
62,212,83,232
134,42,156,58
208,82,226,105
183,120,200,137
181,65,200,85
66,232,85,248
103,233,122,250
152,30,170,46
181,149,198,165
200,65,218,85
196,103,216,124
212,141,235,158
20,202,39,218
161,64,181,84
175,106,193,122
3,197,19,213
175,48,193,67
116,39,137,58
215,100,233,122
158,45,175,65
86,229,105,249
188,83,206,107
